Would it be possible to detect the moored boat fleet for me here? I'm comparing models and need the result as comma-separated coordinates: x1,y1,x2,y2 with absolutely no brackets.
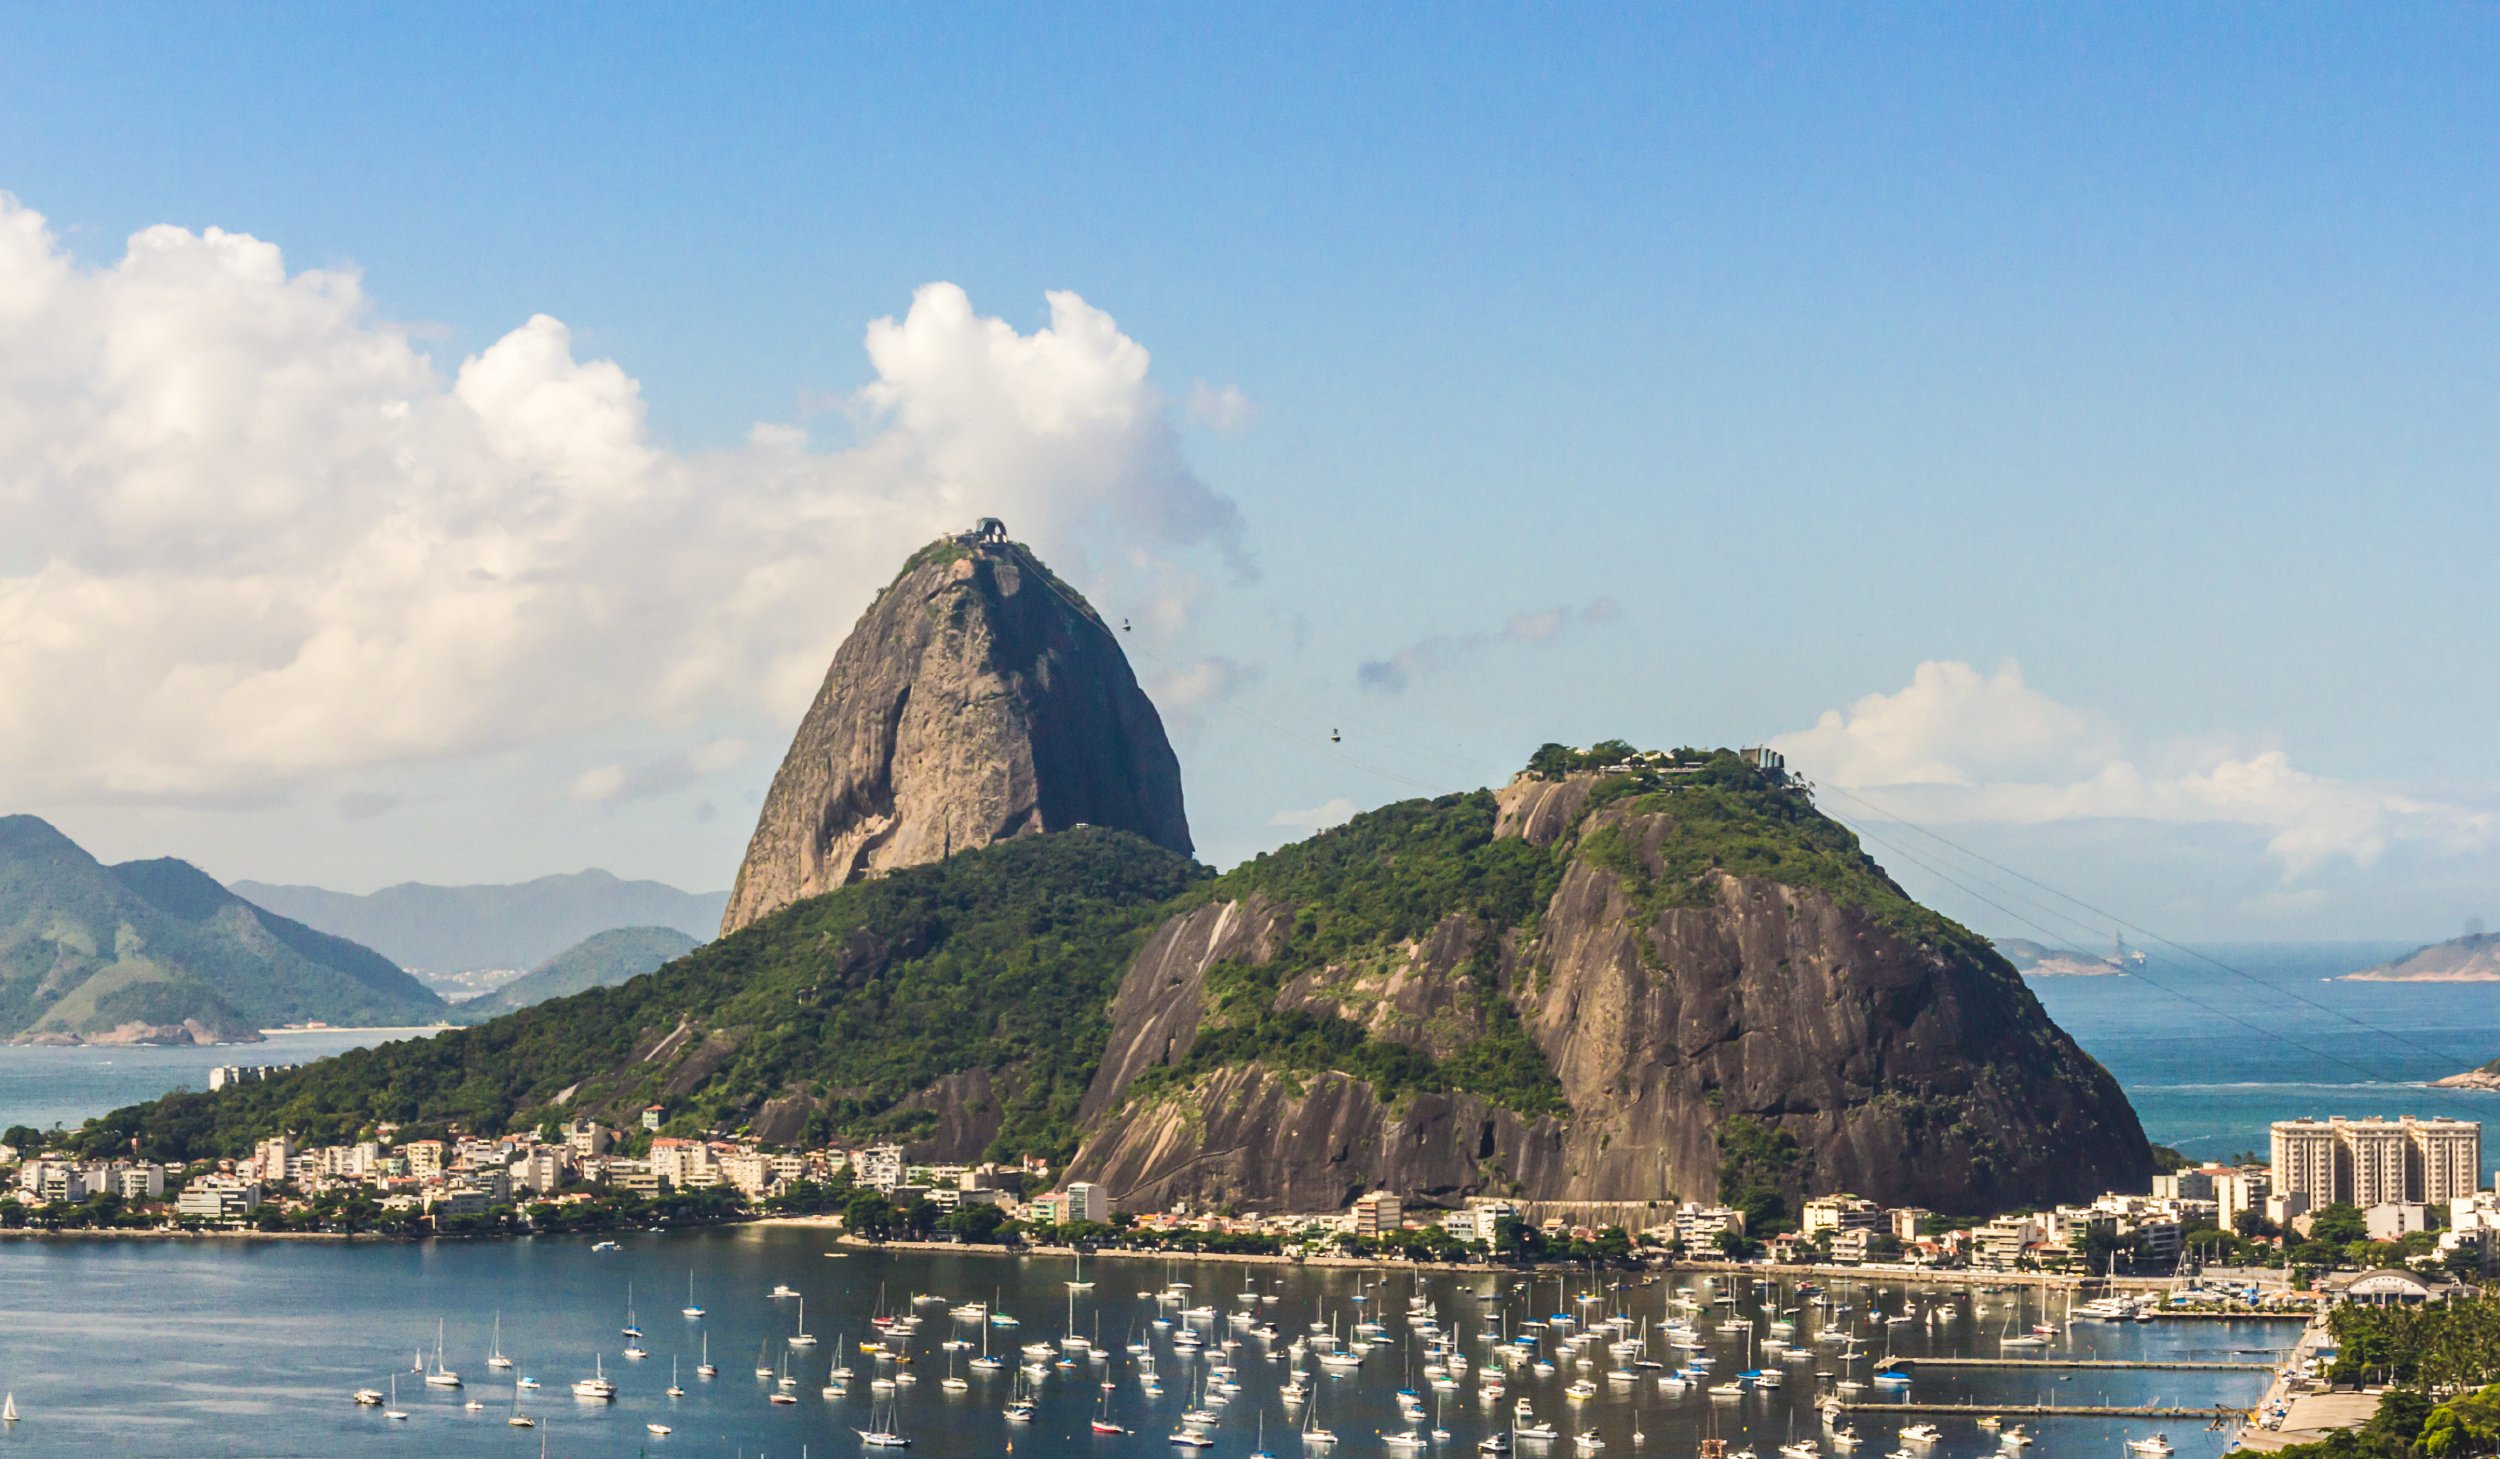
340,1256,2233,1455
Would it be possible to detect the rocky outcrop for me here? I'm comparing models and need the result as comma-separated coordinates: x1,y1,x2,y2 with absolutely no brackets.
1068,771,2151,1215
723,535,1191,935
1075,1066,1568,1214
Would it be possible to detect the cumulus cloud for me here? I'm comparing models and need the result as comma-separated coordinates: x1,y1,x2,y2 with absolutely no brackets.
1270,797,1357,831
0,197,1245,806
1774,661,2497,876
1357,596,1619,693
1186,381,1253,433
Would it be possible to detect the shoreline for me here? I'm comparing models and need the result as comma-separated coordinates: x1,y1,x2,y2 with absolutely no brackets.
8,1217,2304,1311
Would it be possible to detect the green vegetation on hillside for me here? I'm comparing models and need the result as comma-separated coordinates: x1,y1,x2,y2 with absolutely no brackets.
1567,749,1980,951
75,830,1203,1162
1128,791,1571,1116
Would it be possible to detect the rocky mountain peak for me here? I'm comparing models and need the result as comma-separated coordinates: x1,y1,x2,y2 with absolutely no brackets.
721,529,1192,935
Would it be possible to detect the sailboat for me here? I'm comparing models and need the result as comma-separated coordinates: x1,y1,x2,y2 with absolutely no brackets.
682,1269,705,1319
571,1354,617,1401
667,1355,685,1398
1068,1247,1094,1291
487,1312,514,1369
1092,1382,1128,1434
622,1283,643,1338
696,1330,717,1378
1251,1408,1276,1459
790,1294,819,1348
385,1373,408,1421
424,1319,463,1387
1,1394,16,1424
860,1391,912,1447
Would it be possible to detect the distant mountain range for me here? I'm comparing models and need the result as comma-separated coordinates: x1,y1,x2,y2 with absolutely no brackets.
0,816,444,1044
232,870,727,974
2342,931,2500,983
456,926,700,1019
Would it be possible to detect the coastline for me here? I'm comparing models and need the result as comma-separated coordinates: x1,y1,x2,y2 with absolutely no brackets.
256,1024,453,1038
0,1222,2322,1311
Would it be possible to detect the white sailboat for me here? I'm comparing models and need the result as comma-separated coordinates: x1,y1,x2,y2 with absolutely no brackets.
860,1391,912,1446
696,1330,717,1379
1,1393,16,1424
488,1312,513,1369
571,1354,617,1401
667,1355,685,1398
682,1270,705,1319
1067,1247,1094,1292
385,1373,408,1421
423,1319,462,1388
790,1294,819,1348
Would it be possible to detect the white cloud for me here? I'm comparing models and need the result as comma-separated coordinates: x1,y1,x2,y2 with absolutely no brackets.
1775,661,2497,876
1270,797,1357,831
1146,655,1253,718
1186,381,1253,433
1357,597,1618,693
0,196,1245,807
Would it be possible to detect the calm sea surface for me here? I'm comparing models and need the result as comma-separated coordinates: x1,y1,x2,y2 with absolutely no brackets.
2022,942,2500,1173
0,1028,443,1134
0,1231,2294,1459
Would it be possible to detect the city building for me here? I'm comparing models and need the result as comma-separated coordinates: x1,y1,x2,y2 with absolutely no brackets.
1063,1182,1109,1224
1351,1190,1402,1238
858,1145,906,1192
1801,1194,1882,1236
2270,1117,2482,1207
174,1177,262,1223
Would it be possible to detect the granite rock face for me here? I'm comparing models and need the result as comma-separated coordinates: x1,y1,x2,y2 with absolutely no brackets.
723,536,1192,935
1068,773,2150,1215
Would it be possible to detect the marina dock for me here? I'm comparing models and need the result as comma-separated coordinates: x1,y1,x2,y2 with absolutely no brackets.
1835,1401,2250,1420
1891,1357,2277,1372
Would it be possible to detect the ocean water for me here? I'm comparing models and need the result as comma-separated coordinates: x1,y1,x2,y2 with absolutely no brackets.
0,1028,439,1134
2022,942,2500,1172
0,1230,2293,1459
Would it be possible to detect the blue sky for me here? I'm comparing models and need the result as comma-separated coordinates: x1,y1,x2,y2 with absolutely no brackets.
3,6,2497,941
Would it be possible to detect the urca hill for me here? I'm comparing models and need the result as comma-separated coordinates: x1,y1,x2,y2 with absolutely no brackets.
81,534,2150,1218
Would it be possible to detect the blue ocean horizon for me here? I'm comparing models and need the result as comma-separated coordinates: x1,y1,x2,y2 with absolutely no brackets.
2023,940,2500,1173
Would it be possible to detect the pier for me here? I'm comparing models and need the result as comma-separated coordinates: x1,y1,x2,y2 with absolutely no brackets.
1835,1401,2249,1420
1891,1357,2277,1372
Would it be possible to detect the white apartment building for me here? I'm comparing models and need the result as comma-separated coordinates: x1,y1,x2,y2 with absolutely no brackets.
2271,1117,2482,1208
175,1177,262,1222
2411,1119,2483,1204
1801,1194,1882,1236
859,1145,906,1192
2271,1120,2339,1206
2344,1122,2411,1208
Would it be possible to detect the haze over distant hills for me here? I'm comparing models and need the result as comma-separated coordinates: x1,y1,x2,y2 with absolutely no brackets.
232,871,727,975
0,816,444,1044
456,926,701,1020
